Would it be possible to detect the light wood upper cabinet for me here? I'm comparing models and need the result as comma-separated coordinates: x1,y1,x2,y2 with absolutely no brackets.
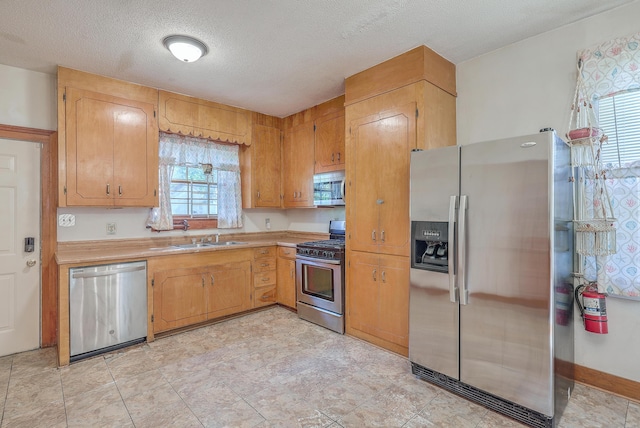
58,67,158,207
282,121,315,207
158,90,252,145
348,102,416,257
250,124,282,208
314,110,345,173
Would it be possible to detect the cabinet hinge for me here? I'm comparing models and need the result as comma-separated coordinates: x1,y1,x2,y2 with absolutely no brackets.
62,93,66,102
63,186,67,195
154,110,156,118
313,124,316,132
416,108,419,118
151,279,154,287
154,189,157,197
151,314,154,322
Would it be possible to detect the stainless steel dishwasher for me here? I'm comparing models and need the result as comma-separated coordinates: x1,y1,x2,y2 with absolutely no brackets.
69,261,147,361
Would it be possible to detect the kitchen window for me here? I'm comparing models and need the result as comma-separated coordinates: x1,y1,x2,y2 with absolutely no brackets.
147,132,243,231
170,165,218,218
578,31,640,298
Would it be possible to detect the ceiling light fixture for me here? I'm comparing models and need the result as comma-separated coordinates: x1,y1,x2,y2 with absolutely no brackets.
163,35,208,63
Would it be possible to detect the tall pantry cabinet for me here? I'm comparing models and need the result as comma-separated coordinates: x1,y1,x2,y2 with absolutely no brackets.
344,46,457,356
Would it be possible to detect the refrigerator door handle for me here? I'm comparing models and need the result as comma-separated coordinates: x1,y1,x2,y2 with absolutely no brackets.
459,194,468,305
448,195,458,303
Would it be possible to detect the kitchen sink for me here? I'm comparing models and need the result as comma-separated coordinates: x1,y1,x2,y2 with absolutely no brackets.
171,241,248,249
208,241,248,246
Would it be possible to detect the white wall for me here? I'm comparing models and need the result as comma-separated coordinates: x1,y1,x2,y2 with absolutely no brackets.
0,63,56,130
457,1,640,382
56,207,344,241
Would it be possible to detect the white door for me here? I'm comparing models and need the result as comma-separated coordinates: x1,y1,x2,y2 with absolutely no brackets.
0,139,40,357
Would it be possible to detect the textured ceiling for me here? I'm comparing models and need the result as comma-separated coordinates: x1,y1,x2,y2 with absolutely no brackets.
0,0,635,117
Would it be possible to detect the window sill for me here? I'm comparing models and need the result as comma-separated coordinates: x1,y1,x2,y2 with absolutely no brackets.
174,217,218,230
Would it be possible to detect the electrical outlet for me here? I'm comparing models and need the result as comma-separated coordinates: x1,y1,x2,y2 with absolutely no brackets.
58,214,76,227
106,222,117,235
265,218,271,230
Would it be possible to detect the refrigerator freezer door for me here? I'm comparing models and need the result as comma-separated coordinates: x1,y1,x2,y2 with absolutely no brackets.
409,146,460,379
459,133,554,415
410,147,459,221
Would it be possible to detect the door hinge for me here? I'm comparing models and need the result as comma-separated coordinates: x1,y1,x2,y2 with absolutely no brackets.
151,314,154,322
151,279,154,287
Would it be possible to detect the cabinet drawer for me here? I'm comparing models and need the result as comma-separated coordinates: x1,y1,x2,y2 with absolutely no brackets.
254,257,276,272
254,284,277,307
278,246,296,259
253,247,276,259
254,270,276,287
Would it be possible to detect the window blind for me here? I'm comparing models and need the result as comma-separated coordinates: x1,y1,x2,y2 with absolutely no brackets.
598,89,640,166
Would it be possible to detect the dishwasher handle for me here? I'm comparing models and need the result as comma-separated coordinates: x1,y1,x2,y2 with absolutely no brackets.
71,264,146,279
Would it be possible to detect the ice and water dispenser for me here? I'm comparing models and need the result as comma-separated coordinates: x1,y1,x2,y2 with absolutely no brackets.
411,221,449,273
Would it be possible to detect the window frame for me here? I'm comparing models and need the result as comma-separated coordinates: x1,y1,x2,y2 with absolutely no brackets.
169,163,219,230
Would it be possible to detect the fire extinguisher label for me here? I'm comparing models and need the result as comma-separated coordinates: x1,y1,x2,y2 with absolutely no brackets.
584,297,607,316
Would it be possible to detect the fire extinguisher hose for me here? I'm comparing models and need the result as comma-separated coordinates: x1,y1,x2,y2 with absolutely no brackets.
575,283,586,320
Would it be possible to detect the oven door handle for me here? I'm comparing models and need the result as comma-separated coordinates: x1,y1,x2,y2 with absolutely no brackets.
295,254,342,265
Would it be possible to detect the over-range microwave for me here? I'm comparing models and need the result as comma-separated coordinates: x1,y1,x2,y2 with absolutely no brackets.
313,171,345,206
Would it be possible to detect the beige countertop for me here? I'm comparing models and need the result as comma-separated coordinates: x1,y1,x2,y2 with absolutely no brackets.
56,231,327,266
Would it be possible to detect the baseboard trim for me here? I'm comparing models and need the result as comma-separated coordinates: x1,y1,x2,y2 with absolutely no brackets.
574,364,640,402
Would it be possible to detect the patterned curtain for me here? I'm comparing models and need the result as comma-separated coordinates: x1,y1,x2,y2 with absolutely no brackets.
584,163,640,298
579,31,640,298
146,132,243,230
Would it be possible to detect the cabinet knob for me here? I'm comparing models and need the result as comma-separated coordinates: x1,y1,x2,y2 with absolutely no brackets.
331,153,334,162
371,230,376,241
257,191,260,199
381,271,386,283
381,230,385,242
337,152,341,162
118,185,122,196
372,269,377,281
106,183,110,196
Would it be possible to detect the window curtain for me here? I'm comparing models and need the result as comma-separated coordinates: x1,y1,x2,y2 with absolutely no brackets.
579,31,640,298
146,132,243,230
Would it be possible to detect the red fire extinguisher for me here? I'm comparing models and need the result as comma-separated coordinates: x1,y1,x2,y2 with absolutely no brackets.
575,283,608,334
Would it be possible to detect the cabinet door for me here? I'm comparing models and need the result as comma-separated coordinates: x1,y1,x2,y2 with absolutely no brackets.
348,113,382,254
112,101,158,207
283,122,314,207
207,261,252,319
65,87,157,207
253,124,282,208
65,88,116,205
153,267,208,333
314,111,345,173
376,254,410,347
346,251,379,337
276,257,296,309
376,104,415,257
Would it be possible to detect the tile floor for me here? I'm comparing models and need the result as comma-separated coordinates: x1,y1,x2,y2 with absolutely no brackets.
0,306,638,427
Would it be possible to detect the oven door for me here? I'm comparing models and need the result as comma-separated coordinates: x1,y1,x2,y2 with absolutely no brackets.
296,255,343,314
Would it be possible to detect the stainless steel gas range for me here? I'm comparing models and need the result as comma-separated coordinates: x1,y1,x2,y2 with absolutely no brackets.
296,220,345,333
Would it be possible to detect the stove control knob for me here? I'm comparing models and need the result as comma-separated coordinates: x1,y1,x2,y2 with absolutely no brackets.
328,252,334,259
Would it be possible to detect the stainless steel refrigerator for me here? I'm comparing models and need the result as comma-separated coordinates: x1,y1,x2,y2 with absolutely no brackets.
409,130,574,428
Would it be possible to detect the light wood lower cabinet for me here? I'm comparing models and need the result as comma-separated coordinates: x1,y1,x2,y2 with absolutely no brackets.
149,250,252,334
253,247,277,308
276,246,297,309
346,251,409,355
